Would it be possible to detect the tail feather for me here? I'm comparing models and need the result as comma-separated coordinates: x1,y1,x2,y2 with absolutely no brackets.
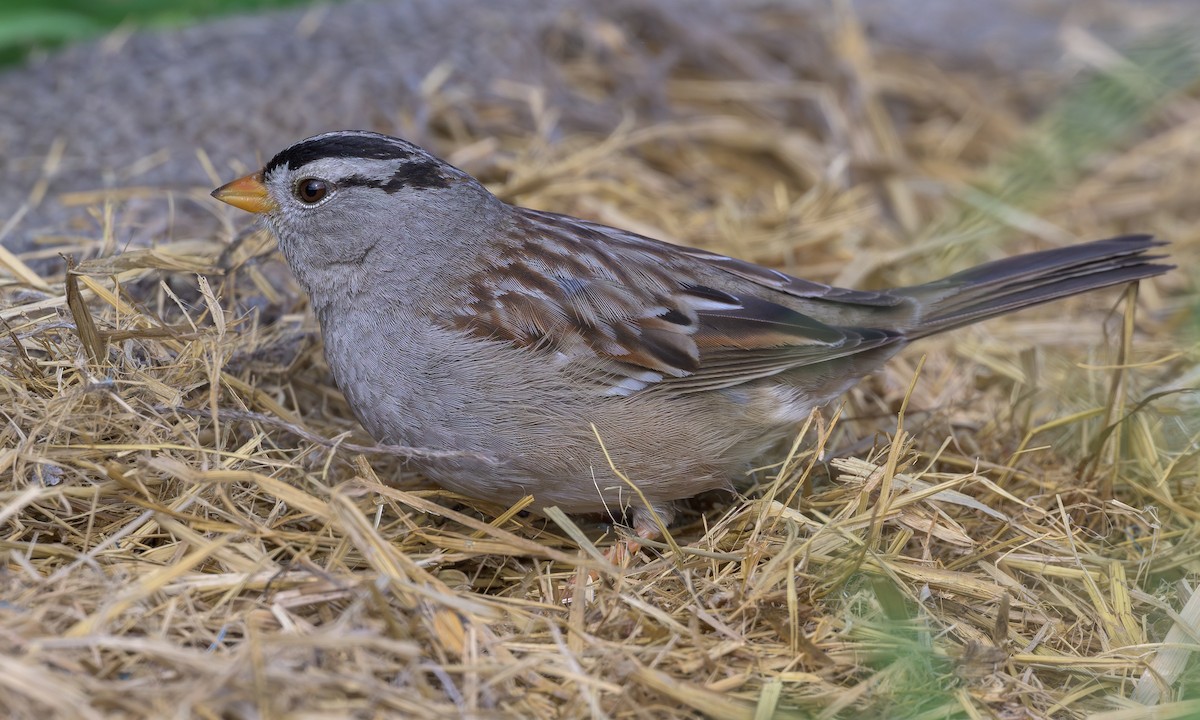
899,235,1171,339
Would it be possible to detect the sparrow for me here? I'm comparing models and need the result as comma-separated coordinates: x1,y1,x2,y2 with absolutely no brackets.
212,130,1171,545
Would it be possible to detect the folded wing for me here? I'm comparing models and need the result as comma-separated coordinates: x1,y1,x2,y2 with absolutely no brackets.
447,210,906,396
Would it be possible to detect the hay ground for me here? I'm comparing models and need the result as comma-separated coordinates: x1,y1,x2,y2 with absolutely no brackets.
2,7,1199,720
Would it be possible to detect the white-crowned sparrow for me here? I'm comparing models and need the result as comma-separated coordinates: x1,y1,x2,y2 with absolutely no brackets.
212,130,1171,541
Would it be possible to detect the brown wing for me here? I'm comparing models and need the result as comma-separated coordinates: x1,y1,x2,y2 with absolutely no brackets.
448,209,903,395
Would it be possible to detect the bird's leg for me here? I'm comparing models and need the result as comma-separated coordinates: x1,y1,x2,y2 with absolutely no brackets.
603,524,659,567
561,504,673,604
604,506,667,567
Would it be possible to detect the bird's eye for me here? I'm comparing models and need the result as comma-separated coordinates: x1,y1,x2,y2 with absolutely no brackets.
295,178,331,204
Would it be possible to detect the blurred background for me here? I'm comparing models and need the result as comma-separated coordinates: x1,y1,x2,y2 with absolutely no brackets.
0,0,310,66
2,0,1194,70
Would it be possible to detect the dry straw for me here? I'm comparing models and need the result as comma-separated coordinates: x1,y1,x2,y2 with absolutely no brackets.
2,7,1198,719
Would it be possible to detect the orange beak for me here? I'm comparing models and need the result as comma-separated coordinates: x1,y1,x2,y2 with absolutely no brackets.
211,171,278,214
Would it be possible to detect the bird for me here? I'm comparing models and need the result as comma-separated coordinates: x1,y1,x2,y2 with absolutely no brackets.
212,129,1171,552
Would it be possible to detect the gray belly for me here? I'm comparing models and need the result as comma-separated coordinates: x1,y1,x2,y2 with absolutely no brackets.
317,313,764,514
